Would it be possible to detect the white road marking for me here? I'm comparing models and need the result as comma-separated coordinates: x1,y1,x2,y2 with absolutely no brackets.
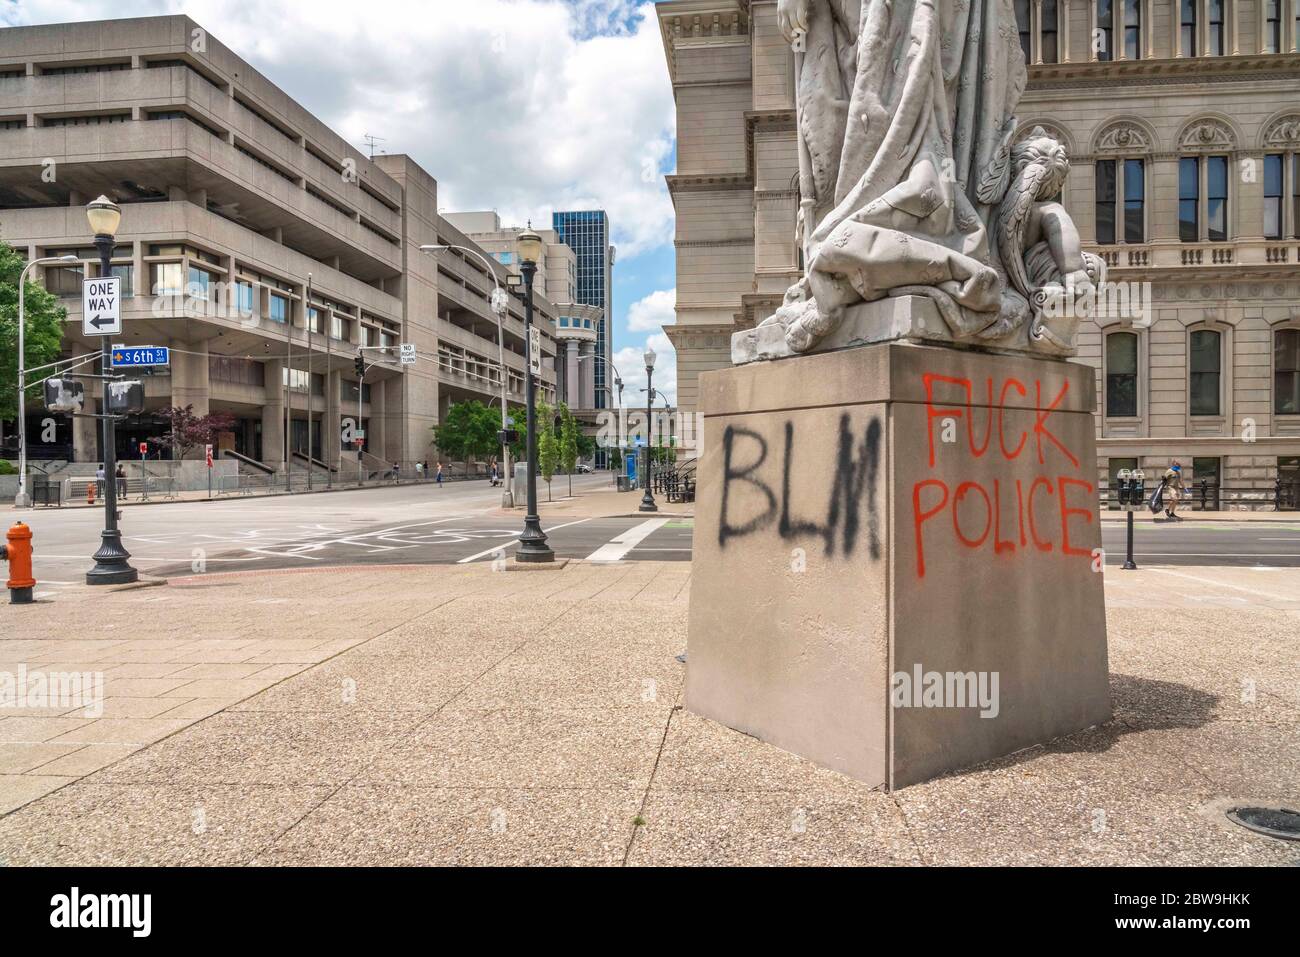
585,519,670,563
1140,553,1300,558
1148,567,1298,602
456,518,596,564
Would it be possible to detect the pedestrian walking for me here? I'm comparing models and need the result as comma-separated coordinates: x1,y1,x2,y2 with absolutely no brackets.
436,462,444,487
95,463,105,498
1161,460,1185,521
115,464,127,499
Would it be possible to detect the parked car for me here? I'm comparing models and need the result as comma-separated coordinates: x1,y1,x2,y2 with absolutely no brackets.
576,463,593,473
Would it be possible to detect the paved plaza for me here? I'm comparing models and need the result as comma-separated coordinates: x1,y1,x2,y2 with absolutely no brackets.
0,548,1295,866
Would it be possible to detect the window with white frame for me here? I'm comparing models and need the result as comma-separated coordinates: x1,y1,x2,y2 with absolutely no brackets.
1189,328,1223,416
1105,331,1139,418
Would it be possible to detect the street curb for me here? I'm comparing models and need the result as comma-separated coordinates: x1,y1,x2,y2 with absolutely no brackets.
3,481,444,512
1098,514,1296,523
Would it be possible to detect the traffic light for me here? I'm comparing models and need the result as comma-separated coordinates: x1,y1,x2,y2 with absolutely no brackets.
43,377,84,413
106,380,145,415
354,354,365,378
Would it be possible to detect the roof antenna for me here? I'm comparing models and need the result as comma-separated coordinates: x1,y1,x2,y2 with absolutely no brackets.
363,134,387,159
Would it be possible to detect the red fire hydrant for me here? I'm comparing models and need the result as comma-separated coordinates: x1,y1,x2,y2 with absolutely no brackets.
0,522,36,604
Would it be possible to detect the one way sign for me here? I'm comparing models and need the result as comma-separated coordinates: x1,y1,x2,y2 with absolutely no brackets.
82,276,122,336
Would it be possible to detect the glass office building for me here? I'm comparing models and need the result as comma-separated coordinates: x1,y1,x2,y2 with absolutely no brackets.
552,211,614,411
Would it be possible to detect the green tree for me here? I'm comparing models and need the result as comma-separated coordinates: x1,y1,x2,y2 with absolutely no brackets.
538,426,560,502
0,244,68,423
431,400,499,472
559,402,578,497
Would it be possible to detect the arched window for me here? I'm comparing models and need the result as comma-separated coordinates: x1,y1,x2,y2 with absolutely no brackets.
1277,328,1300,415
1106,332,1139,418
1190,329,1223,416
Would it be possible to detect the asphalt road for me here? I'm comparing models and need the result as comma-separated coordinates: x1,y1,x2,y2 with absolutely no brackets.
9,480,1300,582
1098,517,1300,567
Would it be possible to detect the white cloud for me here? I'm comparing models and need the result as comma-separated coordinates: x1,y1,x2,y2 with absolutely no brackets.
1,0,677,257
612,330,675,408
626,287,675,333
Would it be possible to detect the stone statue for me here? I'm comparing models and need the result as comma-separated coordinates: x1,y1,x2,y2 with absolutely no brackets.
736,0,1102,363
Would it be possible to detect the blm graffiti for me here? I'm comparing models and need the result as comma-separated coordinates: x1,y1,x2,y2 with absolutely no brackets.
911,372,1095,579
718,413,882,559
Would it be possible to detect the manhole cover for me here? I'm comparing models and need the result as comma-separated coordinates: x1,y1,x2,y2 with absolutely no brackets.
1225,806,1300,841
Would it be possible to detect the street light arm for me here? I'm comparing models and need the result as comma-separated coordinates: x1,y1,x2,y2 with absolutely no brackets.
419,244,514,506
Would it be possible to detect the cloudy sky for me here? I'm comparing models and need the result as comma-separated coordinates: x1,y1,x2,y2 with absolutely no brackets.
1,0,680,403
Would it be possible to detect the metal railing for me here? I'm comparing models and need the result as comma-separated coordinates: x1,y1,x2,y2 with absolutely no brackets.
1098,480,1298,511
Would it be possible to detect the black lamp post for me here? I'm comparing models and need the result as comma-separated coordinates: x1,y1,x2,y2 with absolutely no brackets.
515,227,554,563
639,346,658,513
85,195,138,585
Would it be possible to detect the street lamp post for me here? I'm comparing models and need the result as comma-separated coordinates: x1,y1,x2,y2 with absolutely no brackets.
576,352,624,470
420,243,513,507
85,195,137,586
14,254,79,507
639,347,658,513
514,228,554,563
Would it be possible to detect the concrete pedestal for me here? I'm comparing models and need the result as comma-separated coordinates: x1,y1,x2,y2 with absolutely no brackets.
685,339,1111,789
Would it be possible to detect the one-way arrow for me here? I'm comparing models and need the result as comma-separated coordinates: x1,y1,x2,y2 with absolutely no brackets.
89,315,115,329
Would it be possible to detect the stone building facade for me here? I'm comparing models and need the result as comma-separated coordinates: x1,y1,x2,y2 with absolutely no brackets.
0,15,557,471
656,0,1300,506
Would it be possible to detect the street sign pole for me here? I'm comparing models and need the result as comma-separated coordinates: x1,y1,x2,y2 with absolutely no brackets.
84,243,136,585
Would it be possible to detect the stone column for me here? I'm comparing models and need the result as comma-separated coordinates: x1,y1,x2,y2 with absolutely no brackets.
326,369,342,475
566,340,580,407
170,338,209,417
262,358,285,470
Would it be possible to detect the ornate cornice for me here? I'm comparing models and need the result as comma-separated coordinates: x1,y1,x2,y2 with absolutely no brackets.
1027,54,1300,92
665,172,753,195
674,237,754,248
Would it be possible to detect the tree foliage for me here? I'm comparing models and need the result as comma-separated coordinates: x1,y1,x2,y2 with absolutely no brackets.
559,403,578,474
432,400,500,464
538,426,560,499
163,405,237,460
0,244,69,422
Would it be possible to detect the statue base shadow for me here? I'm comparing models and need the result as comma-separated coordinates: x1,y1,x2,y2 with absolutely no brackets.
685,337,1112,789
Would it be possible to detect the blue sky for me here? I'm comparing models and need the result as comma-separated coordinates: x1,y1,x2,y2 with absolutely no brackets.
1,0,681,401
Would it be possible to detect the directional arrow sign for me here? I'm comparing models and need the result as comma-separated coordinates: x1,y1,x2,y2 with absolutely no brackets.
82,276,121,337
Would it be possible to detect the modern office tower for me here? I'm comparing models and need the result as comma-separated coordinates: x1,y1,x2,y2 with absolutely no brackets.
0,15,558,475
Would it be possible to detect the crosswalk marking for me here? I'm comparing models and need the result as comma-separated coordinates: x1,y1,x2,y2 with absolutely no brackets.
584,519,670,563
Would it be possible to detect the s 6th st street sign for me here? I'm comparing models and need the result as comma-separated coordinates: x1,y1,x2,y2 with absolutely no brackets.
82,275,121,336
111,346,170,368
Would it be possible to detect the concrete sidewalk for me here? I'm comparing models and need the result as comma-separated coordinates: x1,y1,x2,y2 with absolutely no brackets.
0,561,1294,866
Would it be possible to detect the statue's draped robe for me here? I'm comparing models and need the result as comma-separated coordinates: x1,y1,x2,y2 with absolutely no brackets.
794,0,1028,334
